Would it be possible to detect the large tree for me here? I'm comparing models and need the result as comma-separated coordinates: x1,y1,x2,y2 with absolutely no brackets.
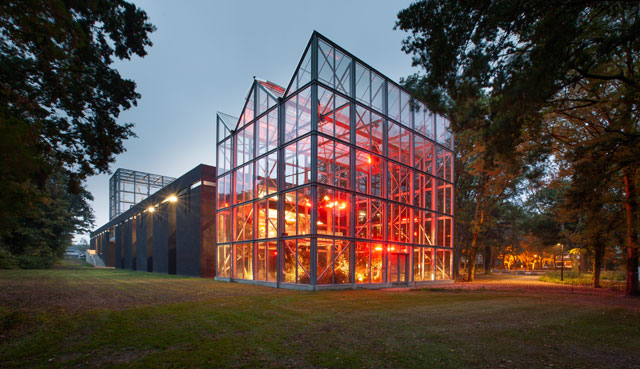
396,0,640,295
0,0,154,266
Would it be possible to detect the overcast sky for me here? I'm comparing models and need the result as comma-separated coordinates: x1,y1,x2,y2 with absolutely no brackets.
82,0,418,242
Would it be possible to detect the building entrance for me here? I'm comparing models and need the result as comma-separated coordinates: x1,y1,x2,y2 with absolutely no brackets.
388,252,408,285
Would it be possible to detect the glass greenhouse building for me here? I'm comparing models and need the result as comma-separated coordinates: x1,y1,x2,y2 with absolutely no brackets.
215,32,454,289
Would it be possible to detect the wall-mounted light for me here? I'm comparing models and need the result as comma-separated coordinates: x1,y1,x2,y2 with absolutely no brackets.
147,206,155,213
167,195,178,203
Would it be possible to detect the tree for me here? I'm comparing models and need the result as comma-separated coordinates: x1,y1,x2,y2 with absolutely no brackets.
396,0,640,295
0,0,154,266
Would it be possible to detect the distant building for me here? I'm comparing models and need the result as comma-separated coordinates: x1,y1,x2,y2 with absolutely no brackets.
109,168,175,220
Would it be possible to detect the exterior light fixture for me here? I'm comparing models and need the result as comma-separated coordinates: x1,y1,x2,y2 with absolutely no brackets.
147,206,155,213
168,195,178,203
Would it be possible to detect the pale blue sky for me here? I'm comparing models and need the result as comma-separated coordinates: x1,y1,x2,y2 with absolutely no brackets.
84,0,417,241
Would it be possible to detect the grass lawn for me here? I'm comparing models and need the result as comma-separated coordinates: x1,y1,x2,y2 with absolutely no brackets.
1,263,640,368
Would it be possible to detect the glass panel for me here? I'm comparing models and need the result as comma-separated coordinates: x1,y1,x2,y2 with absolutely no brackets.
387,83,400,122
355,105,384,155
297,187,311,235
371,72,385,113
256,242,266,281
371,243,384,283
217,138,232,175
437,147,454,182
400,90,412,128
355,62,370,107
284,190,296,236
355,195,384,240
335,190,351,237
295,47,312,91
388,162,412,205
234,203,254,241
334,49,351,95
318,86,351,143
298,239,311,284
318,39,352,95
317,187,333,235
257,108,278,156
436,249,451,279
267,242,277,281
217,210,231,243
257,200,268,239
317,137,351,189
217,173,231,209
416,210,435,246
234,163,254,204
256,152,278,198
388,121,411,165
388,203,411,243
318,39,334,88
238,87,255,128
283,240,296,283
216,244,231,277
284,138,311,189
355,242,370,284
437,215,453,247
317,239,350,285
437,180,453,215
284,87,311,144
234,243,253,280
413,247,433,281
436,115,452,148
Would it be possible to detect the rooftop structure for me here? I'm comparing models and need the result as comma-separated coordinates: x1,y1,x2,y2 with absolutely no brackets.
109,168,176,220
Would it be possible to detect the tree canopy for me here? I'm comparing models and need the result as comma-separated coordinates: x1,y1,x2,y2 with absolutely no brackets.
397,0,640,294
0,0,155,267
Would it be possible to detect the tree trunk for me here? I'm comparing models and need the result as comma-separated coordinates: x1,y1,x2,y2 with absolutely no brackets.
593,240,604,288
466,178,487,281
623,169,639,296
484,244,491,274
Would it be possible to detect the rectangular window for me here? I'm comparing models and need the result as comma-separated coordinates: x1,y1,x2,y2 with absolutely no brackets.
282,238,311,284
317,136,351,189
317,239,350,285
388,162,412,205
255,241,277,282
388,121,412,165
435,115,452,148
257,108,278,156
355,105,384,155
355,195,384,240
414,102,434,139
318,40,352,96
400,90,412,128
387,83,400,122
234,203,254,241
284,87,311,144
284,137,311,189
388,203,411,243
355,150,384,197
256,153,278,198
217,138,233,175
437,146,453,182
318,86,351,143
216,244,231,278
413,247,433,281
436,249,452,279
233,243,253,280
234,163,254,204
283,188,311,236
256,199,277,239
437,179,453,215
317,187,351,237
437,215,453,247
217,173,231,209
217,210,231,243
416,210,435,246
236,123,254,166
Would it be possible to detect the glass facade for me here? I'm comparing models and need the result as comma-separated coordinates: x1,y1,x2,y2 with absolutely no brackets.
215,33,454,288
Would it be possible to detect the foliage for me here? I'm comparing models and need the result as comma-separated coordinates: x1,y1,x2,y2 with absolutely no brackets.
396,0,640,293
0,0,154,267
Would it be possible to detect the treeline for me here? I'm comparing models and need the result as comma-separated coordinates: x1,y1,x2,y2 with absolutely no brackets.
397,0,640,295
0,1,154,268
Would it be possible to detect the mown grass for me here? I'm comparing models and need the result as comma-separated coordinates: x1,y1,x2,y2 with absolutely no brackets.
539,270,626,287
1,265,639,368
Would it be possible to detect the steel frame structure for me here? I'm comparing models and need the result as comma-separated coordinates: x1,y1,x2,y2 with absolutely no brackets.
109,168,176,220
216,32,454,289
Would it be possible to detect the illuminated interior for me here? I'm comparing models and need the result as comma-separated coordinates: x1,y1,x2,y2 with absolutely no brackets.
215,32,454,288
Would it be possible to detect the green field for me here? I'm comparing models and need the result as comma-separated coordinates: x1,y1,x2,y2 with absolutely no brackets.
1,263,639,368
